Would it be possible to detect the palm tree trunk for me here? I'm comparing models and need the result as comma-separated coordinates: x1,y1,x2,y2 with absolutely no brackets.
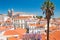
47,19,50,40
46,5,50,40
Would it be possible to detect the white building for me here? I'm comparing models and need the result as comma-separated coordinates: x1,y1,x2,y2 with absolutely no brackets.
12,12,36,29
0,14,9,26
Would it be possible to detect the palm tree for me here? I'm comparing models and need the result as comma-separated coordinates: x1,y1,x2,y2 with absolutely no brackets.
41,0,55,40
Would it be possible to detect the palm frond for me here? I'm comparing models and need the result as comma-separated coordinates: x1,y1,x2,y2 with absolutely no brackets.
41,0,55,17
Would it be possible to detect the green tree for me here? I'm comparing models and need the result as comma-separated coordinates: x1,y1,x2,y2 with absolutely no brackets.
36,16,43,19
41,0,55,40
36,16,43,24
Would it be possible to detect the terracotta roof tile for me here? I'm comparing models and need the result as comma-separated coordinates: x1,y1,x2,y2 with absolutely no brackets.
29,24,45,27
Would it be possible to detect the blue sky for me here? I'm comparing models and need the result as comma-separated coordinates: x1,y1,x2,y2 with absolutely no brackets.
0,0,60,18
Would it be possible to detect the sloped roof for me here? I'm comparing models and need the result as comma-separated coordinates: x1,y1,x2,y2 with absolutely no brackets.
29,23,45,28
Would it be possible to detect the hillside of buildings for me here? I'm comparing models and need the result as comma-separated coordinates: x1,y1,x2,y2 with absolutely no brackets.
0,9,60,40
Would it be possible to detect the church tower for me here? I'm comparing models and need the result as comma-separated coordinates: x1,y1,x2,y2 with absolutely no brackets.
8,9,14,17
11,9,14,16
8,9,11,17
